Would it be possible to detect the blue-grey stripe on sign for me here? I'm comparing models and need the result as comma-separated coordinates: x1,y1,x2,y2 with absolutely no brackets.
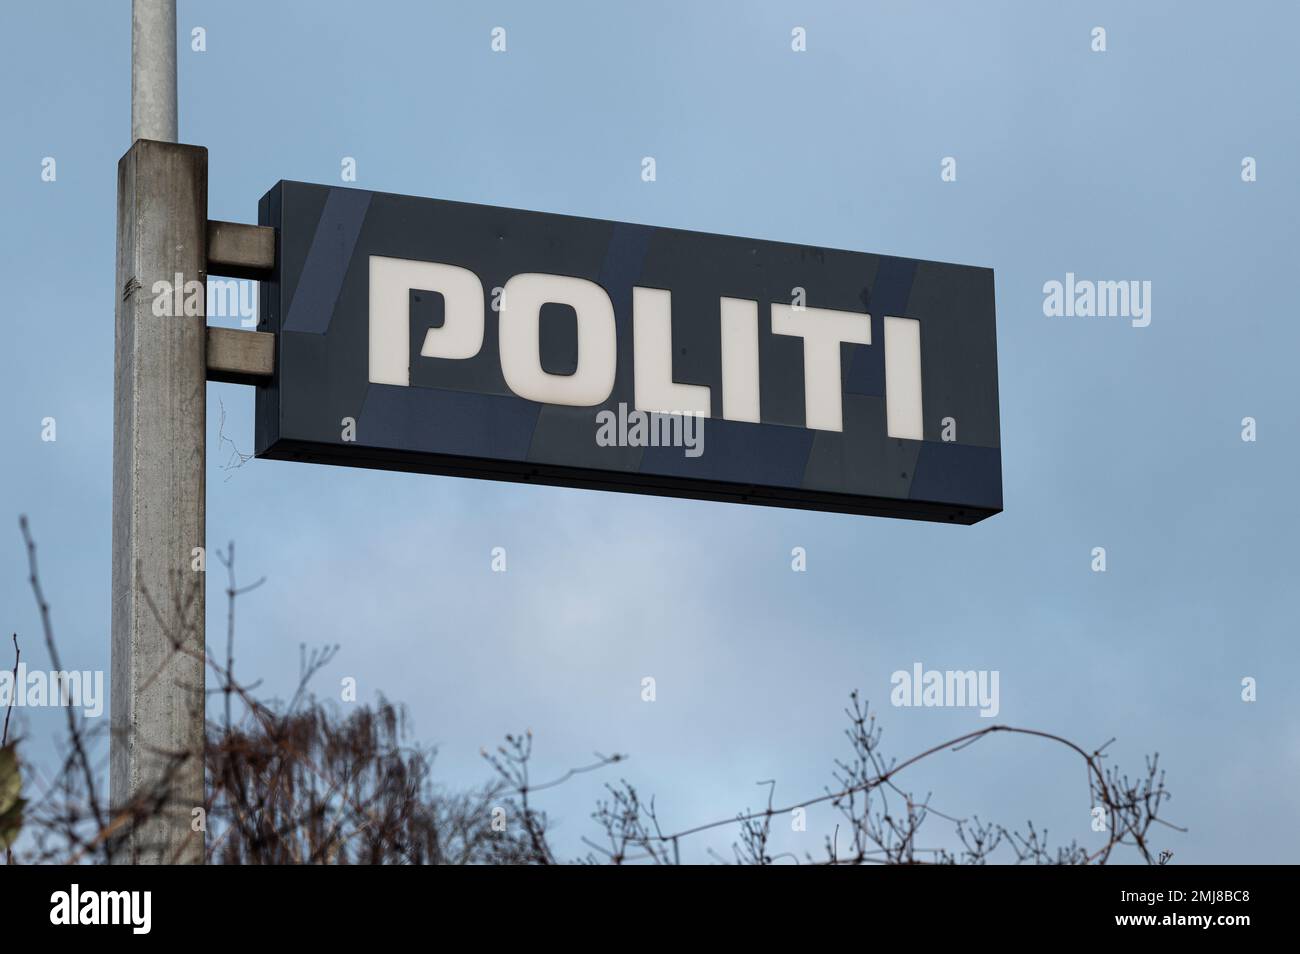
846,256,917,396
598,222,653,320
283,188,373,334
359,385,542,460
640,419,815,486
909,441,1002,509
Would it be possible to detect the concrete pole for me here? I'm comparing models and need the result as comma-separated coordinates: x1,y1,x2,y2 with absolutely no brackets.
111,0,206,864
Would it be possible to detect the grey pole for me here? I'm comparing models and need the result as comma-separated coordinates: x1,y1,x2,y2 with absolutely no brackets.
111,0,206,863
131,0,177,142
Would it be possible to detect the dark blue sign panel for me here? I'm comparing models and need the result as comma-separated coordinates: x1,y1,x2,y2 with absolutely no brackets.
255,182,1001,523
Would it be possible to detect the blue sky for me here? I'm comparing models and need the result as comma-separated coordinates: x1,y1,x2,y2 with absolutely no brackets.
1,0,1297,862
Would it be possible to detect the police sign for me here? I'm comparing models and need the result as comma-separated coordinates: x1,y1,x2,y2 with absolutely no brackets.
255,183,1001,523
